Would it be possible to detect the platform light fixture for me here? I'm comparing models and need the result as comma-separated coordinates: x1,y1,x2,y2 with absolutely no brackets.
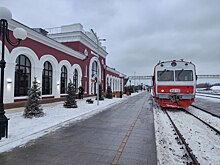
6,79,12,84
0,7,27,140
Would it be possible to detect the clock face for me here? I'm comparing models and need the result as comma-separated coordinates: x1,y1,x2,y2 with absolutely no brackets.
84,49,88,56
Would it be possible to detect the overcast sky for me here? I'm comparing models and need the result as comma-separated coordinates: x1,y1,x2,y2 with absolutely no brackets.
1,0,220,79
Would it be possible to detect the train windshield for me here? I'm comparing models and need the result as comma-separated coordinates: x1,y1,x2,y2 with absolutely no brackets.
157,70,174,81
175,70,193,81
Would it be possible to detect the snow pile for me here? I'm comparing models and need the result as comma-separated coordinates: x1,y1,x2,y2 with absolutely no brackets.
211,85,220,93
211,86,220,91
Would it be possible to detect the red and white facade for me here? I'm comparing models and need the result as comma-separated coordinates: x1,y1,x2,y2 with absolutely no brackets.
0,20,126,107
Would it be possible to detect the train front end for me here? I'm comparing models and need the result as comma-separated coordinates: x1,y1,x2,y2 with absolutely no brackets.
153,60,196,109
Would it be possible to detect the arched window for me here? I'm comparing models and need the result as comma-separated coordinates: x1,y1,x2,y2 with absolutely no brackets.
92,61,98,77
42,61,52,95
60,66,67,94
73,69,78,92
14,55,31,96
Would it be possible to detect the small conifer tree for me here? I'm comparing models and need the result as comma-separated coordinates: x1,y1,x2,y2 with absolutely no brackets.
63,79,77,108
105,86,113,99
24,77,44,118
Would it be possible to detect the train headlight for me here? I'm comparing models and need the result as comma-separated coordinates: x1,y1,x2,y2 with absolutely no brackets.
161,89,164,92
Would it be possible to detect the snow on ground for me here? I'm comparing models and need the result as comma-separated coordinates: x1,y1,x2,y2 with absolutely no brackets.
169,111,220,164
187,106,220,131
196,94,220,102
197,87,220,95
154,108,188,165
1,90,220,164
211,86,220,92
0,94,139,153
154,106,220,165
154,91,220,165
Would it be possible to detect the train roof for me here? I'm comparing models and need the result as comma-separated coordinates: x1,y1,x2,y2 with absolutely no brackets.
155,60,195,67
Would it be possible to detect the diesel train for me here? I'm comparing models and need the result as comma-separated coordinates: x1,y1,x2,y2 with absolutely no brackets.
152,60,197,108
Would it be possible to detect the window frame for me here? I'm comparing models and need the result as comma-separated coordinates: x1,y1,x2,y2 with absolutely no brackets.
175,70,194,81
60,66,67,94
157,70,174,81
73,69,78,92
42,61,53,95
14,55,31,97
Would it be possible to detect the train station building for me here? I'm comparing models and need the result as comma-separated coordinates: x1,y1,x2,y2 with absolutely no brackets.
2,19,126,108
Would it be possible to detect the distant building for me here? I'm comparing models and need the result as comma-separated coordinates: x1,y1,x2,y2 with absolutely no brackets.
1,20,126,109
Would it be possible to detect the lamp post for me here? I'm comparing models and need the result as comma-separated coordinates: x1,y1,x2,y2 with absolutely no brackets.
0,7,27,140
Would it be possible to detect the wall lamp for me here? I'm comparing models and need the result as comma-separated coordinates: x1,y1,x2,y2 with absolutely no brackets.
6,79,12,84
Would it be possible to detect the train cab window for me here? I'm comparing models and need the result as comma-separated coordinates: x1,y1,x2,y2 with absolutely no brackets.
157,70,174,81
175,70,193,81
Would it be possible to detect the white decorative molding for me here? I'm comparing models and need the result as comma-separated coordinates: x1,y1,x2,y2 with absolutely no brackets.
72,64,83,87
58,60,72,83
48,31,108,58
8,20,85,60
89,56,101,94
106,66,120,75
91,51,99,57
84,49,88,56
40,55,59,97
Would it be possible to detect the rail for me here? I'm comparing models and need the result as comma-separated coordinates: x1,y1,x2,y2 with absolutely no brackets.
190,105,220,119
164,109,200,165
182,109,220,135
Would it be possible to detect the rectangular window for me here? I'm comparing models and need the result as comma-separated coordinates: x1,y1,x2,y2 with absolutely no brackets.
175,70,193,81
157,70,174,81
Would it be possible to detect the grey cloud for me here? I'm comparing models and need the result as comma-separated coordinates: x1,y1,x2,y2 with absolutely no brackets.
1,0,220,79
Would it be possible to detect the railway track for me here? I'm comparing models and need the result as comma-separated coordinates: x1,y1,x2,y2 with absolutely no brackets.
164,107,220,164
190,104,220,119
164,110,200,165
182,108,220,135
196,93,220,99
